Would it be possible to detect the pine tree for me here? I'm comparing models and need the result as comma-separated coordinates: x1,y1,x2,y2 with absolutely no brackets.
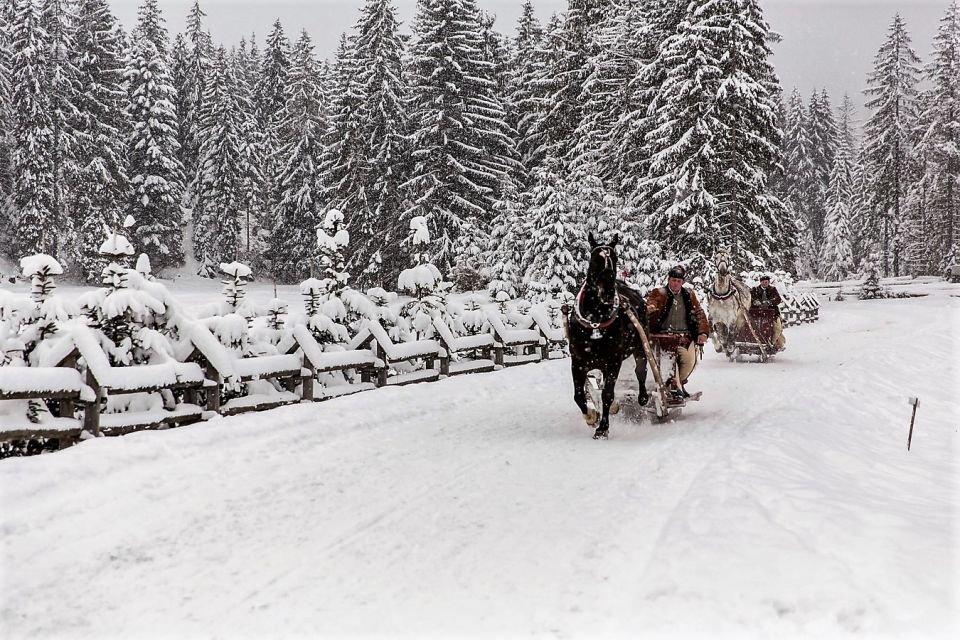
179,0,213,192
71,0,129,282
918,1,960,271
522,163,581,298
643,0,787,270
269,30,325,283
132,0,167,55
571,1,633,174
9,0,58,257
125,8,185,269
606,0,684,203
254,20,290,244
507,0,546,180
530,0,609,166
192,47,260,274
0,1,13,256
806,88,838,251
40,0,80,255
230,42,265,266
821,139,856,280
404,0,517,274
863,13,921,276
335,0,410,289
782,88,817,275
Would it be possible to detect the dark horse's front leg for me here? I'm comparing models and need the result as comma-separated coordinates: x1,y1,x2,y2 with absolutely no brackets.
571,358,591,420
594,365,620,439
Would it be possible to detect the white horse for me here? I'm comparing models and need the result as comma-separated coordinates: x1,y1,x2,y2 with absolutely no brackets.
707,250,752,357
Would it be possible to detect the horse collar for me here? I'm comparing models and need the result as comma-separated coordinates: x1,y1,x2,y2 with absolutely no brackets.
710,284,737,301
574,286,620,338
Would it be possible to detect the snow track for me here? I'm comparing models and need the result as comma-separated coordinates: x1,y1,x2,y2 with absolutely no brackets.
1,296,957,639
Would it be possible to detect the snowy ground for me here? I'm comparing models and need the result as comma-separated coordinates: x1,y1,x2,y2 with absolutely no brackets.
1,285,958,639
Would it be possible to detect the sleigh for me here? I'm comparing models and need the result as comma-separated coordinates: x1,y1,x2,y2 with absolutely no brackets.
732,306,780,362
583,331,701,427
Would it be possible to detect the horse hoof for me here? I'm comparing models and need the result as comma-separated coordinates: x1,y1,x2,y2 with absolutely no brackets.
609,399,620,415
583,411,599,426
592,428,608,440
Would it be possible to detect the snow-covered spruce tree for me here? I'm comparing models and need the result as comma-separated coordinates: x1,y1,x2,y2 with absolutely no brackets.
218,43,266,268
40,0,81,255
82,226,172,367
178,0,213,190
507,0,546,180
192,46,261,275
605,0,683,203
821,140,856,281
782,88,817,271
901,91,936,276
917,1,960,272
403,0,518,275
331,0,410,289
9,0,58,257
126,8,186,270
529,0,607,166
398,216,449,340
805,89,838,251
863,13,921,277
253,20,290,242
0,1,14,245
18,254,67,356
299,278,349,345
315,208,350,297
70,0,129,283
858,252,884,299
269,30,325,283
570,1,638,175
522,163,581,301
485,183,527,299
320,34,362,225
643,0,786,272
132,0,166,53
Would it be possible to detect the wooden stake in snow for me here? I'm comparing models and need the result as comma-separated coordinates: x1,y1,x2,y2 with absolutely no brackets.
907,397,920,451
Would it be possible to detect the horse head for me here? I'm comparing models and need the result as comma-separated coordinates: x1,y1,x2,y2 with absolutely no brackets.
714,248,732,276
587,232,620,298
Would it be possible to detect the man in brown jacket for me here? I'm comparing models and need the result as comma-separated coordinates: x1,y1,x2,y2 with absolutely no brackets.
646,265,711,397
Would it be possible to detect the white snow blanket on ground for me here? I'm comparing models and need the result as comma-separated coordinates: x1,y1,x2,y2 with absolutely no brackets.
0,295,957,639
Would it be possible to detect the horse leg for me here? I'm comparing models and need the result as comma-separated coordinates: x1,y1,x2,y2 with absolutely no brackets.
711,322,725,353
571,360,592,422
634,355,649,405
595,366,620,439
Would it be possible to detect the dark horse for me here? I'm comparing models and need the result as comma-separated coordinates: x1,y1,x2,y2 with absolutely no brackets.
566,233,649,439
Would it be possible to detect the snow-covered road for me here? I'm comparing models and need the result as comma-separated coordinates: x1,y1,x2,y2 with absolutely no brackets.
2,295,957,639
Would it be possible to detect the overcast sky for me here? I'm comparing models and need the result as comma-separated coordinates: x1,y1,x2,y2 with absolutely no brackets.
109,0,946,126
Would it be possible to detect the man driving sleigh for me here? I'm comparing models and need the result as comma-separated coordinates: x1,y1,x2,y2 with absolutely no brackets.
644,265,711,399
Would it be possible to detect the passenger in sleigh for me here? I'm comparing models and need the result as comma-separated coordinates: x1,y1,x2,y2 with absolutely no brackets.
645,265,711,398
750,275,786,351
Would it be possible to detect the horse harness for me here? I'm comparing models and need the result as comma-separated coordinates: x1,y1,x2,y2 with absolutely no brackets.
571,285,621,339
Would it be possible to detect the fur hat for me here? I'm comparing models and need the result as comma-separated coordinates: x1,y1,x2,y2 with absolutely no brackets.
667,265,686,279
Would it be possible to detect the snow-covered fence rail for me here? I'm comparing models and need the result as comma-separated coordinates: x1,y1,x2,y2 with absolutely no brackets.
184,322,305,416
487,313,547,367
65,324,210,436
283,324,379,402
349,318,446,387
0,363,93,451
431,316,496,377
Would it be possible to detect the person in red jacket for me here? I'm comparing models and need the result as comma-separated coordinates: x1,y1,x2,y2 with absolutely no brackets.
645,265,710,397
750,275,786,350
